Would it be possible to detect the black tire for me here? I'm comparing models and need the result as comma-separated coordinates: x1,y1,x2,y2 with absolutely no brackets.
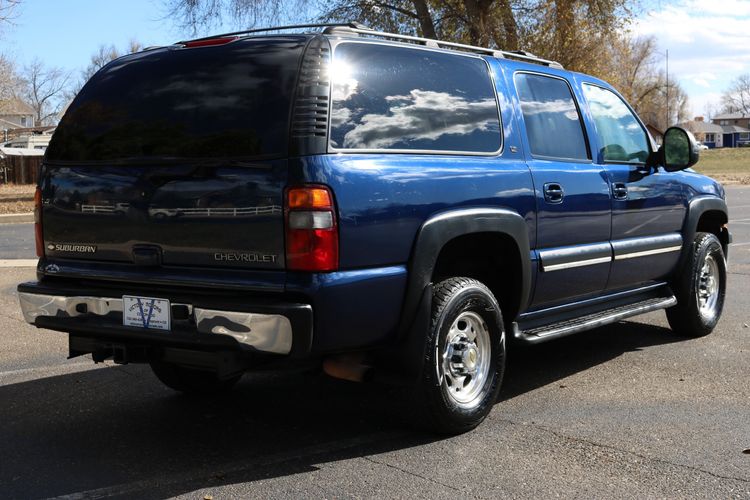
150,360,242,395
666,232,726,337
414,277,505,434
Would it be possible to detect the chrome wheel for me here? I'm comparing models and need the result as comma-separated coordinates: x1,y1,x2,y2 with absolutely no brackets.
438,310,492,408
697,254,720,322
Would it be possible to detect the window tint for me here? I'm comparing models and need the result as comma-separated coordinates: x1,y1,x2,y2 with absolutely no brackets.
46,37,306,162
582,84,649,163
329,43,501,153
514,73,589,160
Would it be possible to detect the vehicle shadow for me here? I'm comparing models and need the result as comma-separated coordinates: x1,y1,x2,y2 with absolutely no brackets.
1,319,683,498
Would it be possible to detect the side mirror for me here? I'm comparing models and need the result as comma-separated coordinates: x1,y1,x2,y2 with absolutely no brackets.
661,127,699,172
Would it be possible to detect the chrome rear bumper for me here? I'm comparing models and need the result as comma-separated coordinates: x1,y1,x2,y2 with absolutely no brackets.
18,292,294,355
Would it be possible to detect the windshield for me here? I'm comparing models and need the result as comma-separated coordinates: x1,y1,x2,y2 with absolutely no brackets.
46,36,306,162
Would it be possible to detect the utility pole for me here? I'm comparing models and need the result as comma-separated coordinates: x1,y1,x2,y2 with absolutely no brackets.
665,49,669,128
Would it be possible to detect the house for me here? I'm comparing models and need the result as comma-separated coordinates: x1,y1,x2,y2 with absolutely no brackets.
3,127,55,150
0,97,35,130
710,112,750,148
681,117,723,148
717,124,750,148
713,112,750,129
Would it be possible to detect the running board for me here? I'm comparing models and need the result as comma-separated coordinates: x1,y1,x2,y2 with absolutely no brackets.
513,295,677,344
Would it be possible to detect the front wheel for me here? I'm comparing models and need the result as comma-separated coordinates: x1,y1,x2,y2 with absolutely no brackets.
666,232,726,337
414,277,505,434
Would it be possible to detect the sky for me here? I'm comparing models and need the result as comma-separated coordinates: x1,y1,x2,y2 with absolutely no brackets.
634,0,750,118
2,0,750,120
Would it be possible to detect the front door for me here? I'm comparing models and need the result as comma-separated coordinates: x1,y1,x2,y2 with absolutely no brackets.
513,72,612,309
580,83,685,291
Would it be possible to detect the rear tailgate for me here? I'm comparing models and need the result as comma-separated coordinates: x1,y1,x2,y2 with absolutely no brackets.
42,161,287,269
41,36,308,271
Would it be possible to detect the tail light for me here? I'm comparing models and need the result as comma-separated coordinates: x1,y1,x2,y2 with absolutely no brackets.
285,185,338,271
182,36,237,48
34,186,43,258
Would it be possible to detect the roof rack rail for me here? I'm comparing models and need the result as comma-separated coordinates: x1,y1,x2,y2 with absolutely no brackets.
177,21,564,70
341,26,564,69
176,22,369,44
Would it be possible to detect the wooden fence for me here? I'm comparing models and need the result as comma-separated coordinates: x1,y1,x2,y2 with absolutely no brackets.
0,155,42,184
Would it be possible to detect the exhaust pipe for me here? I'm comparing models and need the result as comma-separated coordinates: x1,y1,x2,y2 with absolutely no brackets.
322,353,371,383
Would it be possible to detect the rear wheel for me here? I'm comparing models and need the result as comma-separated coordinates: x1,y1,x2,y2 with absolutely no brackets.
150,360,242,395
666,232,726,337
414,277,505,434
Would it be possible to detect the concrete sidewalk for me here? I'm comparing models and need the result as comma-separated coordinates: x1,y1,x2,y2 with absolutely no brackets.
0,213,33,224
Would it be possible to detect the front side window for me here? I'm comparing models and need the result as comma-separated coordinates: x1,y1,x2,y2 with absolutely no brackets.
582,84,650,164
329,43,501,153
514,73,589,161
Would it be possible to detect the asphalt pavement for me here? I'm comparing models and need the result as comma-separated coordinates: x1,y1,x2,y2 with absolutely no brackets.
0,186,748,498
0,222,35,259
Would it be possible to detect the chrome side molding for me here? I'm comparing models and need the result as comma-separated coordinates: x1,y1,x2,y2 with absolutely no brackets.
539,233,683,272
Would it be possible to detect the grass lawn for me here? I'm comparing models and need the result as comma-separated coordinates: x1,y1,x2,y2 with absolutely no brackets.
693,147,750,184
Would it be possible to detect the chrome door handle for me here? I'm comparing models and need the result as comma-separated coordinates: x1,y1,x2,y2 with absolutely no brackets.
612,183,628,200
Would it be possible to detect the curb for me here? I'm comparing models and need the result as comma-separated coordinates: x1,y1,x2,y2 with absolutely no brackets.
0,194,33,202
0,213,34,224
0,259,38,267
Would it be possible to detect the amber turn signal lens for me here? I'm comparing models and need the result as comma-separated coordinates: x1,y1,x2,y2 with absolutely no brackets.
287,187,332,209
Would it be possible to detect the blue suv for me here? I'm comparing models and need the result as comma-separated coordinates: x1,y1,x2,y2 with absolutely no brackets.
18,23,730,433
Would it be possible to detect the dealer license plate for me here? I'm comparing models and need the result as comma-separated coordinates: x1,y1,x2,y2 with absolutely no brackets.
122,295,171,331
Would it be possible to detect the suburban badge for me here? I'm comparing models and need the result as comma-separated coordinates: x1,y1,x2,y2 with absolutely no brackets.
48,243,98,253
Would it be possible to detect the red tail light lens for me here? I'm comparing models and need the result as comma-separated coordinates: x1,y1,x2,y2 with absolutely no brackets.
285,186,338,271
34,187,43,258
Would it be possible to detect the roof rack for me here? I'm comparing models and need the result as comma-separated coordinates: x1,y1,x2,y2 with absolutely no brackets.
178,22,564,70
336,25,564,69
177,22,368,44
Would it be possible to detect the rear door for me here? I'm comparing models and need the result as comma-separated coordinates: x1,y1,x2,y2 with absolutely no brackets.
513,72,612,309
580,83,685,291
41,36,307,271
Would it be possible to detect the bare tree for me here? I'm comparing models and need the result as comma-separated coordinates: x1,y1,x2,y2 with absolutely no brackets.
68,39,145,100
22,58,71,126
0,0,21,30
161,0,311,35
721,74,750,115
605,35,689,130
161,0,661,98
0,53,22,102
703,100,718,121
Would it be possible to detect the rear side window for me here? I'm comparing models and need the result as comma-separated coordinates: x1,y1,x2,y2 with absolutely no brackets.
582,84,650,163
514,73,589,161
329,43,501,154
46,37,306,162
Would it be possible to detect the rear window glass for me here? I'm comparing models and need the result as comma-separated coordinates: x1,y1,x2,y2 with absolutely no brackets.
329,43,501,153
514,73,589,161
46,37,306,162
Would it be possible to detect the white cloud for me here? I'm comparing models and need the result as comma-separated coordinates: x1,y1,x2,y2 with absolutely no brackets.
632,0,750,116
339,90,498,149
